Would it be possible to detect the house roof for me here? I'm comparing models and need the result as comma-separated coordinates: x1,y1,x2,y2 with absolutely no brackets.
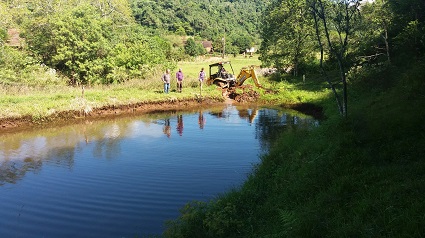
202,41,213,48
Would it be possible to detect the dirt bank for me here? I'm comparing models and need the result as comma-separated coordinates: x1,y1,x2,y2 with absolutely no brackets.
0,90,324,132
0,97,222,132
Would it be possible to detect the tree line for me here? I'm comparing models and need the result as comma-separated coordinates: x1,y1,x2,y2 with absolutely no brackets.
260,0,424,116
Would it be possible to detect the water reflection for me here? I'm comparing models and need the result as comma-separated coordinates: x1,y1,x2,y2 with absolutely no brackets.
198,111,206,129
176,115,184,136
238,108,258,123
0,105,316,186
163,118,171,138
0,107,314,185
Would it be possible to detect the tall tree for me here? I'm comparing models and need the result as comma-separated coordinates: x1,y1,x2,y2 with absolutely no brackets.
260,0,315,76
358,0,393,64
308,0,361,117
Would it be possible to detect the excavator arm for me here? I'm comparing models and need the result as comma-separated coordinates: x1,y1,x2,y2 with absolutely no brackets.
235,66,262,88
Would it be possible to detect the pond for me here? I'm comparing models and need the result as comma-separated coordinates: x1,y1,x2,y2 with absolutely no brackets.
0,105,317,237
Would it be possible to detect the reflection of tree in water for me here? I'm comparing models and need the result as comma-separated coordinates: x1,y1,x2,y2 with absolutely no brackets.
207,106,315,151
254,109,316,151
0,158,42,185
0,121,132,185
92,123,123,159
0,109,316,185
0,139,76,186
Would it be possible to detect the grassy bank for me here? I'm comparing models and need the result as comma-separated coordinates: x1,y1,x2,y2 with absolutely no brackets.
0,81,222,120
164,61,425,237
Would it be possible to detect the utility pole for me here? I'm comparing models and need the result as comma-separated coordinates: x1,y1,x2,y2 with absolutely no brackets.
222,28,226,59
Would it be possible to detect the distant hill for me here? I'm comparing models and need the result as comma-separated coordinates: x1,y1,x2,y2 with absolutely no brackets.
130,0,268,43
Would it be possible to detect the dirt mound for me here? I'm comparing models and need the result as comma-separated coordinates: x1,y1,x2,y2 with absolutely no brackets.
227,85,260,103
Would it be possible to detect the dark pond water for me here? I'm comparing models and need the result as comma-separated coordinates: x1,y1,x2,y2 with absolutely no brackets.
0,105,317,237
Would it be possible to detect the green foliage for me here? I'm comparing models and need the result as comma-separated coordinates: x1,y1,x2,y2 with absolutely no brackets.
231,34,254,53
260,0,316,75
106,27,172,83
18,1,174,85
130,0,266,38
164,201,208,238
0,46,66,87
393,20,425,59
0,28,6,42
184,38,206,57
353,0,393,64
47,4,111,84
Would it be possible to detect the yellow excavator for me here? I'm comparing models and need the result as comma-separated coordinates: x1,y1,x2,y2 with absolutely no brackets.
205,61,262,89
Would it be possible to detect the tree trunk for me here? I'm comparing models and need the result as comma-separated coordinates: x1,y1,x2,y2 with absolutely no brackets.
383,26,391,63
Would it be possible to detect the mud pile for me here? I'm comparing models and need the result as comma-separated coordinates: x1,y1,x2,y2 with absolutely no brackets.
227,85,260,103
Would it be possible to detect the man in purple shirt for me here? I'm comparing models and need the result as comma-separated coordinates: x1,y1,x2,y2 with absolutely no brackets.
176,68,184,93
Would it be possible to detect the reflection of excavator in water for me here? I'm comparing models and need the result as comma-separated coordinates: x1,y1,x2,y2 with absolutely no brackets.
205,61,262,89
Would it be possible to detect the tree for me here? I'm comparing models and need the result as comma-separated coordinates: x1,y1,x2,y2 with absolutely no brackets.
231,34,254,54
308,0,361,117
359,0,393,64
260,0,315,76
184,38,205,57
48,5,112,84
388,0,425,59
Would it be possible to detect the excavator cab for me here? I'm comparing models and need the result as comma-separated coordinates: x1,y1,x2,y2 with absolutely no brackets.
206,61,236,88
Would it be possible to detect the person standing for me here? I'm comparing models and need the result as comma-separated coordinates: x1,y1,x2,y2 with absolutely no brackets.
162,69,171,93
176,68,184,93
198,67,206,95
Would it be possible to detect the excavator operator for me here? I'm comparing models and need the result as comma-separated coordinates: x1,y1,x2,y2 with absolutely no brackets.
219,67,228,79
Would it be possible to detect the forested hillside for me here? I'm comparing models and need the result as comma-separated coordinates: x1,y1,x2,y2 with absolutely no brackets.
130,0,267,51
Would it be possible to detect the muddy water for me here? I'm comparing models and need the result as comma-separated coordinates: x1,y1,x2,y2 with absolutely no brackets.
0,105,317,237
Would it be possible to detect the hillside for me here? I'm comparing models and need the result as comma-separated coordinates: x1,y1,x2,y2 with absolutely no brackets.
130,0,267,48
